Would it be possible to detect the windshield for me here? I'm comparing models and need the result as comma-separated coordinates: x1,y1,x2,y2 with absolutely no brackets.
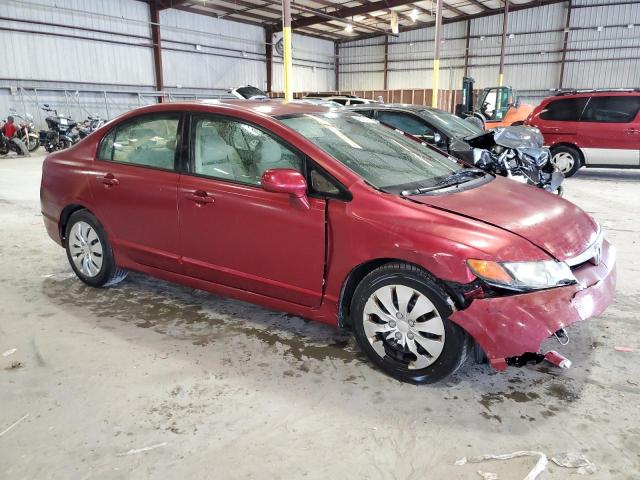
421,108,483,138
236,86,267,99
280,113,462,192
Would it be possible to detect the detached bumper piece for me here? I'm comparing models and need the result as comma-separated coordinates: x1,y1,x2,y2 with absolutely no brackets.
450,240,616,370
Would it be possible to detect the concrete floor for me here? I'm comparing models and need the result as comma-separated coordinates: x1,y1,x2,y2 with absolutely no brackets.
1,151,639,479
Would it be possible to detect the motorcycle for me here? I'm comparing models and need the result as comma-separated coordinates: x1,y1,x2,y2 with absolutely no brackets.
8,109,39,152
0,119,24,156
459,125,564,195
39,104,79,153
77,114,105,140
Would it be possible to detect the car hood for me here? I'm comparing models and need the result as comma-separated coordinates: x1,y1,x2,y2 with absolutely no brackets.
407,176,599,261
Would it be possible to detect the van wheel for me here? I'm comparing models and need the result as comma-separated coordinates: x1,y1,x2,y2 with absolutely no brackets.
351,263,470,384
65,210,128,287
551,146,582,177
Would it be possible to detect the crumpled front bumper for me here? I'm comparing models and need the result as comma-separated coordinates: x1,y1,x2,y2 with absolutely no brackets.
449,240,616,370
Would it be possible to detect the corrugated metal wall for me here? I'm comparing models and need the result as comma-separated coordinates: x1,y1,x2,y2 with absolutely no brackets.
340,1,640,105
564,1,640,89
0,0,156,125
160,9,266,92
272,33,336,92
0,0,336,126
0,0,153,86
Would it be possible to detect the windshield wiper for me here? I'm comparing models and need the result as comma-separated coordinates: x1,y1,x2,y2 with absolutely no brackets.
401,169,486,196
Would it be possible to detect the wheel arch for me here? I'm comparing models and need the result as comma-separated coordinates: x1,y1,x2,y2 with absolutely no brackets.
337,258,456,329
59,204,91,245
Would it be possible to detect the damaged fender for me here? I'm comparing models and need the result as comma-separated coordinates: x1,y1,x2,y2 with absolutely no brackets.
449,241,616,369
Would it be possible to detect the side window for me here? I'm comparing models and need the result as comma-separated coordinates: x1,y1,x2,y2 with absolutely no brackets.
377,111,434,137
192,117,303,186
310,169,340,196
97,115,180,170
332,99,348,105
582,96,640,123
355,110,374,119
539,98,588,122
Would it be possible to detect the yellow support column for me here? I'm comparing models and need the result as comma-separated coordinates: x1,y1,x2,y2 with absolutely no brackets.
431,0,442,108
282,0,293,103
498,0,509,87
431,59,440,108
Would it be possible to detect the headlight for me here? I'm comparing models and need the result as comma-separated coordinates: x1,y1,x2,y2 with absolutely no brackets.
467,259,576,291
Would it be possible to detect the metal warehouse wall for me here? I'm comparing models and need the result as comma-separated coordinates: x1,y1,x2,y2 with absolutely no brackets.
160,9,266,93
339,0,640,105
0,0,156,124
272,33,336,92
0,0,336,126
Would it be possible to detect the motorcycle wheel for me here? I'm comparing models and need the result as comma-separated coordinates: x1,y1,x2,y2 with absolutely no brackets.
27,135,39,152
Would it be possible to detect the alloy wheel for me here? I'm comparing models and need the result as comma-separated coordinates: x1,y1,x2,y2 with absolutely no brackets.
68,221,104,277
551,152,575,174
362,284,445,369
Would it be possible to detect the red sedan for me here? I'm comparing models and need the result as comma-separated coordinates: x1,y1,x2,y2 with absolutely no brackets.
40,100,616,383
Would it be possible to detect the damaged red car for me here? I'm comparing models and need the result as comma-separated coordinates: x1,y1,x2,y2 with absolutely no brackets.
40,101,616,384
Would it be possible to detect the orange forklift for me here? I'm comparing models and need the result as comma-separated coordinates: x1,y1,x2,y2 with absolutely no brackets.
455,76,534,128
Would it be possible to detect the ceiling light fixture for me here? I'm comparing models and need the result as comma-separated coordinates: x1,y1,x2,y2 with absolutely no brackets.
410,8,419,22
596,26,604,32
508,33,515,39
628,24,634,29
345,23,353,33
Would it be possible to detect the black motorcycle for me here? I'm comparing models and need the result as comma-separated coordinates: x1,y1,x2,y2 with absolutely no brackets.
39,105,79,153
78,114,105,140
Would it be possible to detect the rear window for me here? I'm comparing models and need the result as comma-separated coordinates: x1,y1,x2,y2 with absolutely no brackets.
582,96,640,123
539,97,588,122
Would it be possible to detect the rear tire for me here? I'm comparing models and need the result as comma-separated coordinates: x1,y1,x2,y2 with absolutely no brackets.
551,145,582,177
351,262,470,384
65,210,128,288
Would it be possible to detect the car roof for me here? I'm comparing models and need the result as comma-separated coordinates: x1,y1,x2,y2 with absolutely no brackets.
348,103,434,113
544,90,640,102
119,99,337,118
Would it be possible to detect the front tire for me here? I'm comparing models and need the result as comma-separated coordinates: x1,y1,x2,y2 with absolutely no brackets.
65,210,128,288
27,135,39,152
351,263,470,384
551,145,582,177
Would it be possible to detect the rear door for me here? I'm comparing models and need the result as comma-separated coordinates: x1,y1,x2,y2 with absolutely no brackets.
90,113,183,272
535,96,588,146
177,114,326,307
578,94,640,166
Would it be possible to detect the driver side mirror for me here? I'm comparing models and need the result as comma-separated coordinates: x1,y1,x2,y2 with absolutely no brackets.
261,168,310,209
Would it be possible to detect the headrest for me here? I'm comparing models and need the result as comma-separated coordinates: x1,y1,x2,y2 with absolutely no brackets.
257,138,282,165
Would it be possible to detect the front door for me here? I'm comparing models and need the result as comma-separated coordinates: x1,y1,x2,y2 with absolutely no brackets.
578,95,640,166
90,113,183,272
178,114,326,307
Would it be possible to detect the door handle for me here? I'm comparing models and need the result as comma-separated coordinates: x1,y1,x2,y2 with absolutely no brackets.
626,128,639,135
185,190,215,205
96,173,119,187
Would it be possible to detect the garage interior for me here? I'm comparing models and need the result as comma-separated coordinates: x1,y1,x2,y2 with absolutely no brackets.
1,0,639,479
